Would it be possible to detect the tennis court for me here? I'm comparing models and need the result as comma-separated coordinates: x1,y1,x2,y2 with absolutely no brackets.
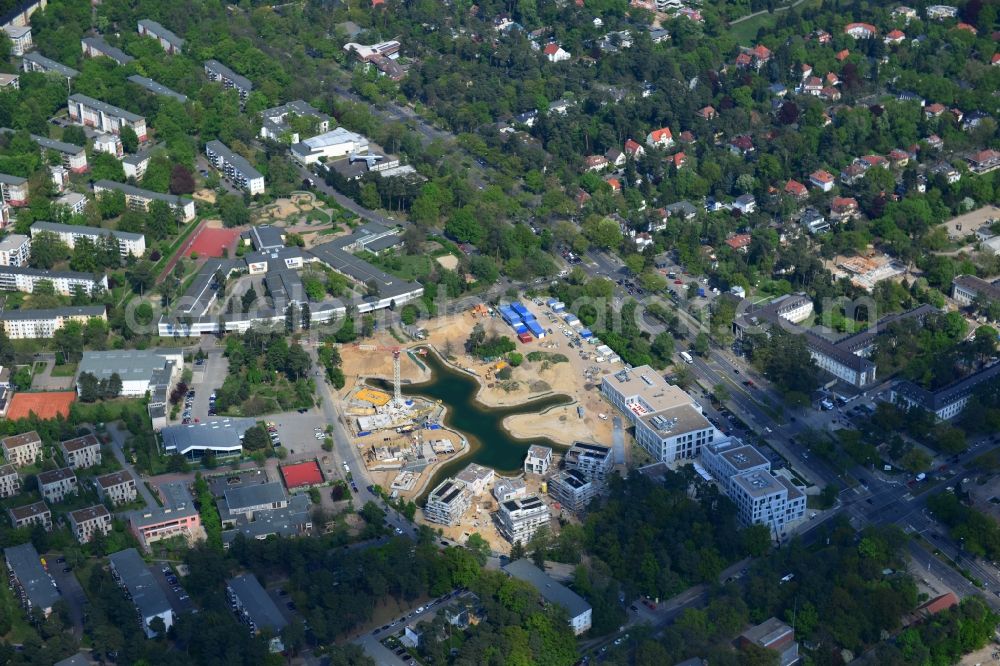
185,225,243,258
7,391,76,420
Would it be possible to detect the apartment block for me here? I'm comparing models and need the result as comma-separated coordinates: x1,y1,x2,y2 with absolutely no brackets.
455,463,495,496
37,467,78,503
1,431,42,467
60,433,101,469
548,469,597,513
564,441,614,482
0,265,108,295
0,233,30,266
80,37,134,65
137,19,184,54
423,478,472,526
54,192,87,216
0,173,29,206
503,559,592,635
22,52,78,79
495,494,550,545
524,445,552,475
8,500,51,530
204,60,252,101
205,140,264,195
108,548,174,637
493,477,527,502
31,221,146,257
4,542,60,618
29,134,87,172
227,573,288,652
92,133,122,158
0,305,106,339
68,504,112,544
4,25,32,56
0,464,20,498
952,275,1000,307
95,469,137,505
259,100,331,143
93,180,196,222
122,150,151,180
129,503,201,551
891,362,1000,421
67,93,146,141
602,366,719,464
127,75,188,103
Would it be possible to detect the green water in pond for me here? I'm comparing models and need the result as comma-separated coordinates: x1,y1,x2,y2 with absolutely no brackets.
374,349,571,499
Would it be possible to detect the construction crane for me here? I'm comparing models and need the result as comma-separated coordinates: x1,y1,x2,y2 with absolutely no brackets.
355,344,404,407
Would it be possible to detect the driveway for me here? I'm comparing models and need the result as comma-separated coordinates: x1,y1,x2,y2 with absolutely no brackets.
106,423,156,509
49,559,87,639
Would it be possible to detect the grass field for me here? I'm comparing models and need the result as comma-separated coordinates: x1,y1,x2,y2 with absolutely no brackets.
727,0,821,42
51,363,77,377
0,576,37,644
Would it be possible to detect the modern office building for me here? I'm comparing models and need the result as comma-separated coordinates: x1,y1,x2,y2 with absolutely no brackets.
524,445,552,475
93,180,196,222
8,500,51,530
0,265,107,296
423,478,472,526
0,463,20,498
60,433,102,469
495,494,551,545
37,467,78,503
136,19,184,54
1,430,41,467
548,469,597,513
502,559,592,635
204,60,252,101
563,441,614,482
68,504,112,544
127,75,188,103
259,100,331,143
77,349,182,397
0,233,30,266
80,37,134,65
205,140,264,195
4,542,60,617
0,305,107,340
289,127,369,165
227,573,287,652
31,221,146,257
602,366,718,464
108,548,174,637
67,93,146,141
95,469,137,505
22,52,78,79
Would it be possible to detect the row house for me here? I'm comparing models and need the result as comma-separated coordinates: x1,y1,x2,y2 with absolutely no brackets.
0,464,20,498
68,505,112,544
1,431,41,467
60,434,101,469
37,467,77,503
8,500,51,530
67,94,147,141
95,469,137,505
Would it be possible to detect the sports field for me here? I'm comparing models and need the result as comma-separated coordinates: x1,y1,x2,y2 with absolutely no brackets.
7,391,76,420
185,225,243,258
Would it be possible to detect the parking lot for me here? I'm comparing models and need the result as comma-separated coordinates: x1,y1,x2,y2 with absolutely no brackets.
271,408,337,460
49,556,87,639
184,351,228,424
154,562,195,615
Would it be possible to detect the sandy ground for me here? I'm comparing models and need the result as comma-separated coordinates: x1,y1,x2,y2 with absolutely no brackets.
193,188,216,204
435,254,459,270
942,204,1000,240
203,218,224,230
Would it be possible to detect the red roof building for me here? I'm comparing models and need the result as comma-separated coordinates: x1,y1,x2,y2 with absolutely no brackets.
784,179,808,198
992,53,1000,66
925,102,945,117
605,176,621,191
844,22,878,39
672,152,688,169
725,233,752,251
624,138,645,158
915,592,958,618
956,22,977,35
281,461,324,490
835,49,851,61
885,29,906,44
697,106,717,120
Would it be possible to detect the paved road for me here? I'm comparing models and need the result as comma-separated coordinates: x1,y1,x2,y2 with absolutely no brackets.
354,591,470,665
106,423,156,509
49,559,86,639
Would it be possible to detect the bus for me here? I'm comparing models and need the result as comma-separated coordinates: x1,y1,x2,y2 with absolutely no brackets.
679,351,694,364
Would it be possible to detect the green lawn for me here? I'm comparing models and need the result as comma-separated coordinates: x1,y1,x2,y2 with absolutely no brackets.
0,574,37,644
51,363,77,378
727,0,821,42
359,250,434,281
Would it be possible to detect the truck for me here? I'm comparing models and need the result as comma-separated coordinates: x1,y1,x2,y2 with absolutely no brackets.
679,351,694,364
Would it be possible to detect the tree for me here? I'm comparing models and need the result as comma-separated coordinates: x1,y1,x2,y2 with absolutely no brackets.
242,425,271,451
29,231,69,269
465,533,491,566
694,332,710,357
78,371,99,402
119,126,139,153
218,194,250,228
170,164,196,194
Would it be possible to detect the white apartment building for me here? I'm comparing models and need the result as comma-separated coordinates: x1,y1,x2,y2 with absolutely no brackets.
137,19,184,54
54,192,87,216
0,305,106,339
524,445,552,475
31,221,146,257
21,52,79,79
37,467,78,503
0,234,30,266
0,265,107,295
564,441,614,482
952,275,1000,307
67,93,146,141
8,500,51,530
701,440,771,495
80,37,134,65
891,363,1000,421
423,478,472,526
0,173,28,206
289,127,369,165
205,140,265,195
455,463,495,496
30,134,88,172
93,180,196,222
68,505,112,544
602,366,719,464
493,477,527,502
60,434,101,469
4,26,32,56
495,494,550,545
1,431,42,467
92,133,122,158
95,469,137,505
204,60,252,101
548,469,597,513
0,464,20,498
122,151,151,180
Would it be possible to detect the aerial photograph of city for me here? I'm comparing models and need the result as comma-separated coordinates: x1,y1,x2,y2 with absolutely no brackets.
0,0,997,663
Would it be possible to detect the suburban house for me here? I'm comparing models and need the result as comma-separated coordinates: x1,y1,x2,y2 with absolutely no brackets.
542,43,570,62
645,127,674,149
844,22,878,39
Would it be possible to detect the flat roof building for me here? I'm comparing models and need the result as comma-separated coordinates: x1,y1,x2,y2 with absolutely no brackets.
31,220,145,257
8,500,51,530
77,349,181,397
95,469,137,505
502,559,592,635
205,140,264,195
227,573,288,652
108,548,173,637
424,478,472,526
68,504,112,544
290,127,369,165
37,466,78,503
548,469,598,513
4,542,60,617
260,100,331,144
564,441,614,482
159,418,254,459
495,494,551,545
524,445,552,475
60,433,101,470
2,430,41,467
456,463,495,496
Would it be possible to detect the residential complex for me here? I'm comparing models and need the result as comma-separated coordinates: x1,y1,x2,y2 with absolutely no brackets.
0,265,108,295
227,573,288,652
423,478,472,526
137,19,184,54
548,469,598,513
108,548,174,637
524,445,552,475
204,59,252,101
80,36,134,65
259,100,331,143
31,221,146,257
502,559,592,635
8,500,51,530
0,172,28,205
95,469,137,505
0,463,20,498
4,543,60,618
495,494,551,545
67,93,147,141
891,363,1000,421
0,131,90,172
205,140,265,195
60,433,102,469
1,430,42,467
0,305,107,339
456,463,496,496
602,366,719,464
0,233,30,266
22,52,78,79
127,75,188,103
93,180,196,222
68,504,112,544
4,24,31,55
563,441,614,482
76,349,182,397
37,467,78,503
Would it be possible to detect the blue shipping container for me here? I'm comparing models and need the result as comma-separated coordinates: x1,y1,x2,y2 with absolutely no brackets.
525,320,545,338
511,302,530,317
514,323,529,334
357,431,372,437
579,328,593,339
